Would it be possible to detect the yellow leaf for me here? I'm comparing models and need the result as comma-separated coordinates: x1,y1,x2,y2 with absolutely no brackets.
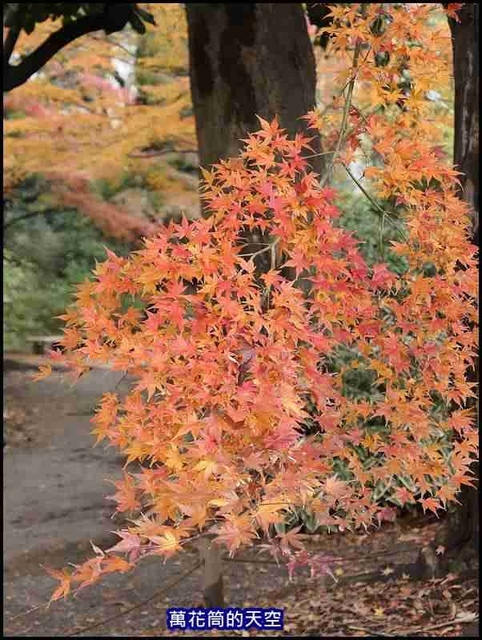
31,364,52,381
150,532,182,557
193,459,218,478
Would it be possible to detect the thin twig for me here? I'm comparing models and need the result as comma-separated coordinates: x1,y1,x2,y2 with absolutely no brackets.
271,240,278,271
88,33,137,59
401,614,478,635
114,371,129,390
319,22,364,188
223,557,279,565
379,209,386,261
238,238,279,260
302,150,337,160
6,602,49,623
348,625,394,637
341,163,409,243
128,148,197,159
64,561,202,637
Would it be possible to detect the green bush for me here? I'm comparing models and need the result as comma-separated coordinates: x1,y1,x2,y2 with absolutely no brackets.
3,177,132,350
337,191,408,273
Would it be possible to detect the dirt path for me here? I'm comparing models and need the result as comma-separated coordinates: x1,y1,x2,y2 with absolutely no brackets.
3,363,479,637
3,365,291,637
4,366,129,563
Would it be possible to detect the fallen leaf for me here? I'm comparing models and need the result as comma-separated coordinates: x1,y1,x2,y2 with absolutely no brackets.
31,365,52,381
373,607,385,617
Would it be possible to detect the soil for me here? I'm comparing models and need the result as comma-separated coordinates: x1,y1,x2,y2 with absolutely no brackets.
3,360,479,637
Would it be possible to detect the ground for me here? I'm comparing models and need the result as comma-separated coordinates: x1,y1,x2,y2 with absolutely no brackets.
3,359,479,637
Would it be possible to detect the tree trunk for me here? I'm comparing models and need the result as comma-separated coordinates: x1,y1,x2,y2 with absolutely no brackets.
443,2,479,559
185,6,320,602
186,3,320,278
198,537,224,608
448,3,479,243
185,3,321,172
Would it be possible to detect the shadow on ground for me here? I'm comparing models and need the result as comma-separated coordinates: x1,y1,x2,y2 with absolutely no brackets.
3,362,479,637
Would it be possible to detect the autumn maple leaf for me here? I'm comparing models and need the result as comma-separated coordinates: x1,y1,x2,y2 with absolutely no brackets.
213,520,257,556
45,567,72,603
31,365,52,381
444,3,463,21
324,476,350,501
107,530,142,562
148,532,183,558
107,474,140,513
419,496,442,516
277,525,305,554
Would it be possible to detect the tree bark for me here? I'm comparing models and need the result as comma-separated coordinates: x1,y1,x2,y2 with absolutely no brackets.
443,2,479,559
198,537,224,608
448,3,479,243
185,3,321,172
185,7,321,600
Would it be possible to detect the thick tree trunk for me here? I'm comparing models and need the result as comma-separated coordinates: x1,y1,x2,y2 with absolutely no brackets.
186,3,320,278
185,5,320,602
448,3,479,243
443,2,479,558
185,3,321,172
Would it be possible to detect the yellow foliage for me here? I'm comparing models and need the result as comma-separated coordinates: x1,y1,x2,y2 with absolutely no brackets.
3,3,196,221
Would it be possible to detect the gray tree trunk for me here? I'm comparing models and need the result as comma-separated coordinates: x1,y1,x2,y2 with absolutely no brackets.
448,3,479,242
185,6,321,603
198,537,224,608
185,3,321,172
442,1,479,561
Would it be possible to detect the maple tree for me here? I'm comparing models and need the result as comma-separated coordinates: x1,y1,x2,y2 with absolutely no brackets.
3,4,198,349
38,3,478,600
4,3,321,238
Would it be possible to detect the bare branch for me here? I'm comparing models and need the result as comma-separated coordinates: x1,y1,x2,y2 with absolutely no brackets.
128,148,198,159
4,14,115,92
319,38,363,188
3,25,20,66
64,561,202,637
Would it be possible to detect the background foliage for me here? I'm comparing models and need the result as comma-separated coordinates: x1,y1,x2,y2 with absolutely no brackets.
3,176,131,349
